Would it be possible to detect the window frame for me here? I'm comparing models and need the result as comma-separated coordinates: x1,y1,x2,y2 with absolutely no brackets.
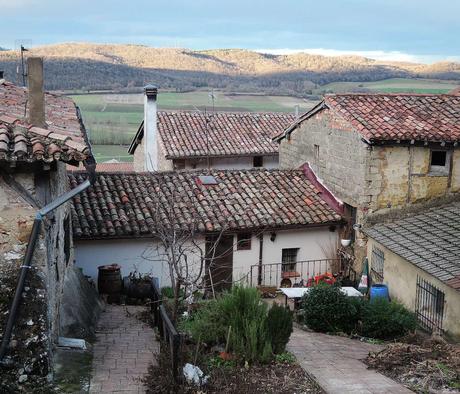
236,233,252,250
253,156,263,168
281,248,299,272
370,245,384,281
429,149,451,176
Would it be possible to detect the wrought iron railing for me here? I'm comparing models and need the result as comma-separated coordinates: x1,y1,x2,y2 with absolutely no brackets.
249,258,341,288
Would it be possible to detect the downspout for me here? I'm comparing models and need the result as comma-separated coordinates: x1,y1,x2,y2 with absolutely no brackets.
257,234,263,286
0,178,92,364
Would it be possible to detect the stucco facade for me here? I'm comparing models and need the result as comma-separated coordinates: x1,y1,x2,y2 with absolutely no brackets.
75,226,338,289
367,238,460,340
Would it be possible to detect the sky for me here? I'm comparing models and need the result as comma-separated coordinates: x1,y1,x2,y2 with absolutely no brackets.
1,0,459,63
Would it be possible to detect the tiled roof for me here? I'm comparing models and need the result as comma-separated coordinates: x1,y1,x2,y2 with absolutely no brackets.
129,111,295,158
364,202,460,292
0,80,93,162
69,169,342,239
277,94,460,144
0,115,89,163
67,162,134,172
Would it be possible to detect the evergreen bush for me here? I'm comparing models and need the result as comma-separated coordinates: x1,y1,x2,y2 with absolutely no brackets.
267,304,293,354
301,284,360,333
360,298,417,339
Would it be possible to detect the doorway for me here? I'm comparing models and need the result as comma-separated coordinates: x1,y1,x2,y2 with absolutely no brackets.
205,235,234,292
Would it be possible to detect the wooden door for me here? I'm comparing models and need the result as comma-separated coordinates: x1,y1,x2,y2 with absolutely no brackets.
205,235,234,292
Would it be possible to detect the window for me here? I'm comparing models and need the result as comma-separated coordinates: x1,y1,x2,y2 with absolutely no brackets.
415,276,445,333
314,144,320,160
429,150,450,174
370,245,384,281
253,156,263,168
174,160,185,170
237,233,252,250
282,248,299,272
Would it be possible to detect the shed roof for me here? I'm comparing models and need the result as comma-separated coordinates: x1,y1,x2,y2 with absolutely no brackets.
364,201,460,292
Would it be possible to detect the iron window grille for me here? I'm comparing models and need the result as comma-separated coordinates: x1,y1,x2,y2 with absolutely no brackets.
370,245,385,281
415,276,445,333
282,248,299,272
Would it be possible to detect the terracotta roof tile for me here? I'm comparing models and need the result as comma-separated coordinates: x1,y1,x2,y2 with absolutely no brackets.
129,111,295,158
279,94,460,144
0,117,89,163
0,80,93,163
69,169,342,239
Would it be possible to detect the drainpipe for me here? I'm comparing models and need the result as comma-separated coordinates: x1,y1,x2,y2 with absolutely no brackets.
0,179,92,364
257,234,263,286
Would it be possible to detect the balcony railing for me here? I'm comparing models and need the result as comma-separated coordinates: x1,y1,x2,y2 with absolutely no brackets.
249,258,342,288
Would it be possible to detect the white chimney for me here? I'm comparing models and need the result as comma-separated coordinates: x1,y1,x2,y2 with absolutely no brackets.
143,84,158,172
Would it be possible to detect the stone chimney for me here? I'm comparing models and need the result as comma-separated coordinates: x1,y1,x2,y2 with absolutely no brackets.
143,84,158,172
27,57,45,128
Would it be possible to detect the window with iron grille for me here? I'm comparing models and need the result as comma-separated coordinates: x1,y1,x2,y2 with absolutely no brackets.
415,276,445,333
371,246,384,281
282,248,298,272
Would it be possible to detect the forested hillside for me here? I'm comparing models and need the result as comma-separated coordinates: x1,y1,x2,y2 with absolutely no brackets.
0,43,459,94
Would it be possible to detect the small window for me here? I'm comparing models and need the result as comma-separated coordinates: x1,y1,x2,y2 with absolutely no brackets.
282,248,299,272
237,233,252,250
174,160,185,170
371,245,384,280
429,150,450,174
314,144,320,160
253,156,263,167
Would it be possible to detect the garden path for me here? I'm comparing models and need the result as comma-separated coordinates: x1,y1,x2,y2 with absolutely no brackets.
88,305,159,393
287,327,413,394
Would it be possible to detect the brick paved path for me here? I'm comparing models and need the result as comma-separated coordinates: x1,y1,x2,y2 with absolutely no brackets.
89,305,159,393
288,327,413,394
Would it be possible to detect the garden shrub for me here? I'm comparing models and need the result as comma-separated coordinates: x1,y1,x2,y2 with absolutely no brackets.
179,299,228,344
181,287,294,363
267,304,293,354
301,284,360,333
360,298,417,340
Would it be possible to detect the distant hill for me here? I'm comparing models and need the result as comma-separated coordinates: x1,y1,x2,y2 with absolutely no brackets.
0,43,459,94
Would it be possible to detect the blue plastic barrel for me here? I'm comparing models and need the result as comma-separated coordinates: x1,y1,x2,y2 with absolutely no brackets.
370,284,389,301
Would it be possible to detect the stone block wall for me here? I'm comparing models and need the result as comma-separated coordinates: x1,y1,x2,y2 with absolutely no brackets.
279,109,370,209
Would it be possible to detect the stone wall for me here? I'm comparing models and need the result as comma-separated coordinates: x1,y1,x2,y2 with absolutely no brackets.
0,163,101,389
279,109,370,209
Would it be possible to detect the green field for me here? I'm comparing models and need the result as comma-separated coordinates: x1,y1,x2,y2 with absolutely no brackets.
92,144,133,163
316,78,459,94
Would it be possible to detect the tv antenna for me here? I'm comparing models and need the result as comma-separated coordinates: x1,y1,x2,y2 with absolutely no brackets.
14,40,32,87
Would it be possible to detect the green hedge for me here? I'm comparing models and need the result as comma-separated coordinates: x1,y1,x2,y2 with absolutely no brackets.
301,284,417,340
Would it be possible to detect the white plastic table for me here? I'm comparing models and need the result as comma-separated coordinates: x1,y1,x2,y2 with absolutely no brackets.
280,286,363,307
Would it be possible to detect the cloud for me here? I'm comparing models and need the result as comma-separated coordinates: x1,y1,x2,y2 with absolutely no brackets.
255,48,458,64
